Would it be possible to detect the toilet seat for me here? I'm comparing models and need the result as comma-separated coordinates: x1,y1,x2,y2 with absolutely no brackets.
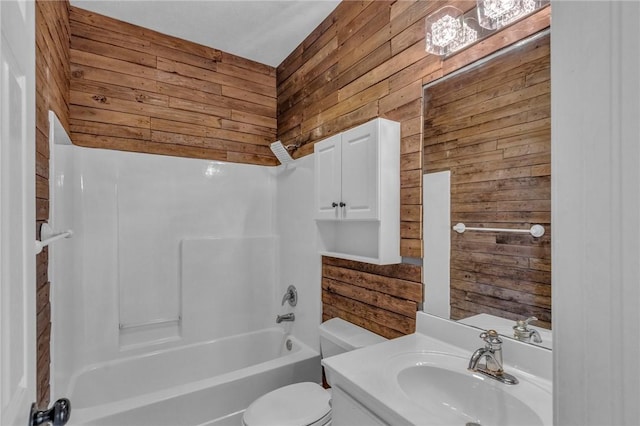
242,382,331,426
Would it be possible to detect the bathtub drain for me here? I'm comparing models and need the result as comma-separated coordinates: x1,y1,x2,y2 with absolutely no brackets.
285,339,293,351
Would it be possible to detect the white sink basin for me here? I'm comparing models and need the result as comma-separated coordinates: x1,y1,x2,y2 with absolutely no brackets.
390,352,550,426
322,314,552,426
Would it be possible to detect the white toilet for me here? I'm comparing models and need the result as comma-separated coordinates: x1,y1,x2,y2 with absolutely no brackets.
242,318,387,426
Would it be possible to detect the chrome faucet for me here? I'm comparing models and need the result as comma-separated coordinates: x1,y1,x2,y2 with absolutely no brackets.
513,316,543,343
276,313,295,323
468,329,519,385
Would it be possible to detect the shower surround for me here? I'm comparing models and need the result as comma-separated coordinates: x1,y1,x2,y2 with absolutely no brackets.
49,142,320,424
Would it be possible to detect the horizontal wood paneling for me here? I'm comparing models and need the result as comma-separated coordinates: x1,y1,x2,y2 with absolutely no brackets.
424,34,551,328
278,0,550,337
35,0,70,406
69,7,278,165
278,2,549,259
321,257,422,339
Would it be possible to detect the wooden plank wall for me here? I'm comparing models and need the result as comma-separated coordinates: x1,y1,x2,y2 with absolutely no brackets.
322,257,422,339
35,0,70,406
424,34,551,328
68,7,278,166
277,1,550,336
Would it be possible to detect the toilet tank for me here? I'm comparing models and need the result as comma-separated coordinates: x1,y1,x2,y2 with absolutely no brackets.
319,318,386,359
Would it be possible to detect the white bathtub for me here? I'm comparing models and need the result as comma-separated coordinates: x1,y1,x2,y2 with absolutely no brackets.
67,328,321,426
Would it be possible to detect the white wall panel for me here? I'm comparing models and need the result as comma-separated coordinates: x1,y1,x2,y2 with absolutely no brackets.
49,115,79,398
181,237,277,342
552,2,640,424
275,156,321,351
52,147,278,387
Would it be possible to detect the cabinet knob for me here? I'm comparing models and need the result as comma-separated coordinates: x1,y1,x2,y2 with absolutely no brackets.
332,202,338,208
339,202,346,207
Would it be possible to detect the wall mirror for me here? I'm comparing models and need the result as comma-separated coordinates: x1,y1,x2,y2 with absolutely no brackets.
422,32,551,349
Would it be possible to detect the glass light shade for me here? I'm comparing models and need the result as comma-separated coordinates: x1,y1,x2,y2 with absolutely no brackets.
425,6,464,56
447,16,480,53
477,0,538,30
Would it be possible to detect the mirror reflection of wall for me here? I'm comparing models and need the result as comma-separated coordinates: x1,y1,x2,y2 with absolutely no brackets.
422,32,551,336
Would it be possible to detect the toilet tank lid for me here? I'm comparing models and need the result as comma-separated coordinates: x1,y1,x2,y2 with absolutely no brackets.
319,318,386,350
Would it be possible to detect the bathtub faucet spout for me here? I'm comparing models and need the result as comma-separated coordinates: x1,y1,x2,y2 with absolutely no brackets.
276,313,295,323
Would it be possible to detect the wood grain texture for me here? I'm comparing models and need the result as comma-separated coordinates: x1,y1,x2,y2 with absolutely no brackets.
321,257,422,339
277,1,550,337
36,0,70,406
424,33,551,328
69,6,278,165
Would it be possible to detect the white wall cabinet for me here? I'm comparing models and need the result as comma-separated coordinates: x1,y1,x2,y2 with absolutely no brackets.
314,118,400,265
315,122,379,220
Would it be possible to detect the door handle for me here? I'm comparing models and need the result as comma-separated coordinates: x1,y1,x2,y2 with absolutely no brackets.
30,398,71,426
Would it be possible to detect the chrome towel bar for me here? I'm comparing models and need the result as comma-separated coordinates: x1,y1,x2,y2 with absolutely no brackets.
452,222,545,237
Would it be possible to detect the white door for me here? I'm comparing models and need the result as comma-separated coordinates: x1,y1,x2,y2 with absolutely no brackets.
314,134,342,219
341,120,378,220
0,0,37,425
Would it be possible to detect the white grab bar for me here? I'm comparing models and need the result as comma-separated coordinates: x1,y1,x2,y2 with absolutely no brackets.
452,222,545,237
35,223,73,254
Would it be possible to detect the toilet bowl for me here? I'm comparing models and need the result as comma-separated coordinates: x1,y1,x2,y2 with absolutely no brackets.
241,318,386,426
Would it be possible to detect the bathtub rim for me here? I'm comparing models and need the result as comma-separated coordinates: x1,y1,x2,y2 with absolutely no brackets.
68,326,294,385
66,328,319,424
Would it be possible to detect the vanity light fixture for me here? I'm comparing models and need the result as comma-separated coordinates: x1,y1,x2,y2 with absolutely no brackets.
454,17,480,52
425,0,548,57
425,6,479,56
476,0,541,30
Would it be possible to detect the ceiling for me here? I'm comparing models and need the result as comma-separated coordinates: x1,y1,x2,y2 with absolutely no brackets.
69,0,342,68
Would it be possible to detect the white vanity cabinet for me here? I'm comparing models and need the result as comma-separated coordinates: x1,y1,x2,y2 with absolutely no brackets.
331,386,388,426
314,118,400,265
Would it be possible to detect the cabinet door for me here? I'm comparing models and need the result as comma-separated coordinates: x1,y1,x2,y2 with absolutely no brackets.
314,134,342,219
341,121,379,220
331,387,388,426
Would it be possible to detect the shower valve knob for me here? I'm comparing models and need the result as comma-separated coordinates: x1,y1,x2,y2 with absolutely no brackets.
281,285,298,307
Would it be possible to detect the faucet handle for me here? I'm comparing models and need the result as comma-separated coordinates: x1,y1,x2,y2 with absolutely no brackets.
515,316,538,328
480,329,502,346
281,285,298,306
513,317,543,343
